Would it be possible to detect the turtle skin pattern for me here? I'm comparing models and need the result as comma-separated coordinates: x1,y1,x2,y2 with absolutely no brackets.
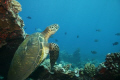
7,32,48,80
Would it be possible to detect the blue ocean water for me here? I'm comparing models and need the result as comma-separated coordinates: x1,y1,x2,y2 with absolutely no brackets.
18,0,120,62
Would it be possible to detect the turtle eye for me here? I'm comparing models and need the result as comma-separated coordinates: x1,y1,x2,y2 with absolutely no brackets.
50,26,53,29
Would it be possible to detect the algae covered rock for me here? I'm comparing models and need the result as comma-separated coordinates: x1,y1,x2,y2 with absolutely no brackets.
95,52,120,80
0,0,25,78
84,63,96,77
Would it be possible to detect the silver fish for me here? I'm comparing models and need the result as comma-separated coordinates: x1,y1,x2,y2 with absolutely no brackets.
35,28,42,32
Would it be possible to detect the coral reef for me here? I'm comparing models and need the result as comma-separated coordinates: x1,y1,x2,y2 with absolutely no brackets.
59,48,81,68
79,63,96,80
27,53,120,80
28,59,79,80
72,48,81,64
27,59,95,80
84,63,96,77
95,52,120,80
0,0,120,80
9,0,22,13
0,0,25,48
59,48,99,69
40,59,72,74
28,65,79,80
0,0,25,78
59,50,72,62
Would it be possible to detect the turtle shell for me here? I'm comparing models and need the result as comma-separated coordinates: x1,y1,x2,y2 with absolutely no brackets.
8,32,48,80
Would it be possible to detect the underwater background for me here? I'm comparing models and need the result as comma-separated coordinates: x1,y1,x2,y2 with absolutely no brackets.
18,0,120,64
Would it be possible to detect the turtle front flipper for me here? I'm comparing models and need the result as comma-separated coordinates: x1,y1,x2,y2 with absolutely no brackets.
49,43,59,72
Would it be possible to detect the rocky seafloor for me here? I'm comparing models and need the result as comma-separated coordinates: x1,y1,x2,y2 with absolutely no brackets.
0,0,120,80
24,52,120,80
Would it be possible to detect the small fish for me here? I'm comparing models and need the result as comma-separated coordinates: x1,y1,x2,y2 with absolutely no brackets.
55,39,58,42
24,27,27,30
27,16,31,19
64,32,67,35
77,35,79,38
94,39,98,42
96,29,101,32
113,42,119,46
91,51,97,54
35,28,42,32
115,33,120,36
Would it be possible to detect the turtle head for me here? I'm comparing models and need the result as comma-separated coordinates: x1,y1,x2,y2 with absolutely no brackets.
47,24,59,35
42,24,59,40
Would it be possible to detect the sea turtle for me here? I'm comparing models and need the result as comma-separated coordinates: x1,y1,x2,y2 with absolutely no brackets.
7,24,59,80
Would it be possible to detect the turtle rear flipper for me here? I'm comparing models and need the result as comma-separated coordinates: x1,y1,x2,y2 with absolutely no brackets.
49,43,59,72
